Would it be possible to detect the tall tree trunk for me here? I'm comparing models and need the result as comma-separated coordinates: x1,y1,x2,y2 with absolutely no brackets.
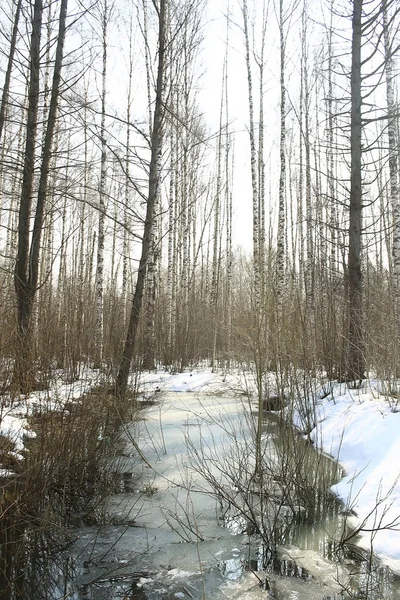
95,0,109,367
303,17,314,319
123,22,134,327
116,0,166,397
276,0,286,310
13,0,43,391
13,0,68,391
383,0,400,316
347,0,365,381
258,1,268,298
242,0,260,313
210,65,225,370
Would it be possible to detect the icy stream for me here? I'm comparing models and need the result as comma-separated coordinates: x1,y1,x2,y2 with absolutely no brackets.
67,392,400,599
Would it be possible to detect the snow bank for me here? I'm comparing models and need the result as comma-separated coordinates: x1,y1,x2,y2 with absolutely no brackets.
137,368,250,395
302,382,400,571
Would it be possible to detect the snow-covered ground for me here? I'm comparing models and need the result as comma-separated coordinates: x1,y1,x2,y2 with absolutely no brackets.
2,367,400,575
0,372,96,461
294,380,400,574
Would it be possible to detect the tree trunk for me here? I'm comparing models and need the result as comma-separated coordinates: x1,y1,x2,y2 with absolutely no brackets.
13,0,43,392
242,0,261,313
276,0,286,310
116,0,166,398
383,1,400,315
347,0,365,381
13,0,68,392
95,0,109,367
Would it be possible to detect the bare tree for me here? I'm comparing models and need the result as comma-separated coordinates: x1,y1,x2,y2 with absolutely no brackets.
347,0,364,381
94,0,111,367
383,0,400,314
242,0,261,314
116,0,167,397
13,0,68,391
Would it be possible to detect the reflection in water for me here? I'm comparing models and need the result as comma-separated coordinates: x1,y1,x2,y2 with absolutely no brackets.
64,401,400,600
217,413,400,600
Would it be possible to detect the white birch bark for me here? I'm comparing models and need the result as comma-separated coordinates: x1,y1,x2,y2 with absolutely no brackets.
142,0,153,136
327,3,337,275
276,0,286,309
95,0,108,367
166,128,176,359
383,1,400,312
242,0,261,313
257,1,268,297
303,9,314,316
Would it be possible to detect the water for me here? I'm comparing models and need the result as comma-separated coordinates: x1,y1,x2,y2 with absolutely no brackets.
63,392,400,599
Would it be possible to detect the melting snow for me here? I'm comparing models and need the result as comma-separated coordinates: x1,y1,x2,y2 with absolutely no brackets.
294,380,400,572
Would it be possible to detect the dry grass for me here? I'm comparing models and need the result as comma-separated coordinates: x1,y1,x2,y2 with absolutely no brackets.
0,386,135,600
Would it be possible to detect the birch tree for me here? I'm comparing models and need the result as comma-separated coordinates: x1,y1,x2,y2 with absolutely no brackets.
383,0,400,314
95,0,110,367
276,0,287,309
242,0,261,313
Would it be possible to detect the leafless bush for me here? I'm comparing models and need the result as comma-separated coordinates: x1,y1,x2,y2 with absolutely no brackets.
0,387,136,600
182,396,338,569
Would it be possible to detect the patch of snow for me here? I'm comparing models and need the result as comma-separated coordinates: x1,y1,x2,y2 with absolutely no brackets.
0,469,16,477
0,414,36,450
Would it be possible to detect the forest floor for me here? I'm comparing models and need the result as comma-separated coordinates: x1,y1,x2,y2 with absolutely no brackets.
1,367,400,597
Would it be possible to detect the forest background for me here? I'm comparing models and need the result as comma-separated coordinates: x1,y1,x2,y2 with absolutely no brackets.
0,0,399,395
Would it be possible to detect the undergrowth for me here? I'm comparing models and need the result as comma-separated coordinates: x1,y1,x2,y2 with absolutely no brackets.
0,386,137,600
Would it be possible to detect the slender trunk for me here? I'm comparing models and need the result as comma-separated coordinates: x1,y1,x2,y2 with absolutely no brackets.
211,64,225,370
242,0,260,313
166,128,176,361
123,24,134,326
383,1,400,314
225,14,233,363
0,0,22,143
0,0,22,141
327,1,337,275
347,0,365,381
258,2,267,298
276,0,286,312
30,0,68,298
95,0,108,367
303,11,313,318
116,0,166,397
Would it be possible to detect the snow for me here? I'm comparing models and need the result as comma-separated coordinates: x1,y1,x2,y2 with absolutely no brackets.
0,370,96,454
294,380,400,573
0,414,36,451
0,469,16,477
